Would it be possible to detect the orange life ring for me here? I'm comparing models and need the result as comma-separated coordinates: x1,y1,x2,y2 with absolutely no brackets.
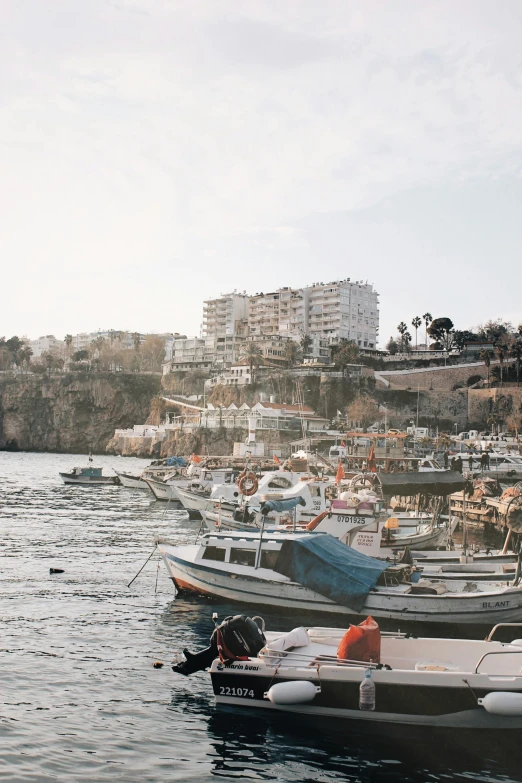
238,472,259,496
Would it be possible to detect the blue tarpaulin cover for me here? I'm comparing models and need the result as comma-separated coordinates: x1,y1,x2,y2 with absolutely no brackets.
165,456,187,467
260,496,306,515
273,534,388,612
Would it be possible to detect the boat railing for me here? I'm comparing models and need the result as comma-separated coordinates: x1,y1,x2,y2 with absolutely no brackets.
473,648,522,675
260,647,383,669
486,622,522,642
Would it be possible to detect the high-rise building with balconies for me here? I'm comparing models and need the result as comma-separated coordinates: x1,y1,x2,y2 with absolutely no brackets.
247,280,379,351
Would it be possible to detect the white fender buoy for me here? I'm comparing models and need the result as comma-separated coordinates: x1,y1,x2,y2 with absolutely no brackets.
264,681,321,705
478,692,522,716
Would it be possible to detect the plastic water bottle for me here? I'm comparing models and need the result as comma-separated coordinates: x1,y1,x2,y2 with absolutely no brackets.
359,669,376,711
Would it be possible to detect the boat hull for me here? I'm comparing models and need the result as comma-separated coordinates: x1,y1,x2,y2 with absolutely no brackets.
145,478,186,501
60,473,116,485
160,546,522,625
114,471,148,489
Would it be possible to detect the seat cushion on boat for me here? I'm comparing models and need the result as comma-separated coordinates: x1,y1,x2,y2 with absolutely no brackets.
337,616,381,664
415,660,459,672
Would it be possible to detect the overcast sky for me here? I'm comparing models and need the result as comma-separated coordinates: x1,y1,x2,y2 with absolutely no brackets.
2,0,522,346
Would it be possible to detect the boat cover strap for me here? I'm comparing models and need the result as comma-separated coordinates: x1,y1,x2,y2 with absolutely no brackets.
260,496,307,514
273,534,388,612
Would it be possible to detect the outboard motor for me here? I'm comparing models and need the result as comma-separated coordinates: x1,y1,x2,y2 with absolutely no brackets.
173,615,266,676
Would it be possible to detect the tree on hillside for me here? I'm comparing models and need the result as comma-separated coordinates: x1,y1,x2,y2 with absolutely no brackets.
300,333,313,358
284,340,301,369
141,335,166,372
427,317,455,351
477,319,513,342
494,340,510,388
18,345,33,374
64,334,73,357
385,337,398,355
396,322,412,352
346,395,384,431
240,342,263,381
332,339,360,370
422,312,432,347
72,349,89,362
511,337,522,387
479,349,491,386
411,316,422,348
452,330,477,350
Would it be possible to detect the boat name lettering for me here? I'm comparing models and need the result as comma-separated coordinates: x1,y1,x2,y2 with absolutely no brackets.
227,663,260,671
482,600,510,609
219,686,255,697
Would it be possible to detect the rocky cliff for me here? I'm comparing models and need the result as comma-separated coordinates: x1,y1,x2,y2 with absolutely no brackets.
0,372,161,453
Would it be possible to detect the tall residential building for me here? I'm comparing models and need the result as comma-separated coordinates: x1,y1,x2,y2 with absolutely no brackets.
248,280,379,350
202,292,249,339
29,335,64,358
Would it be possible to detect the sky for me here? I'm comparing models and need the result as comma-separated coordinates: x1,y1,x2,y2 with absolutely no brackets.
2,0,522,346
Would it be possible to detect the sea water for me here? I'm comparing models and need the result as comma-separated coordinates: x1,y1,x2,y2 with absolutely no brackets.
1,451,521,783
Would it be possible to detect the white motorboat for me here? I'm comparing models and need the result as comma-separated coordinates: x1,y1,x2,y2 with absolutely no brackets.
146,466,239,502
115,460,187,490
59,466,118,485
114,471,149,489
158,531,522,625
182,617,522,729
176,469,322,515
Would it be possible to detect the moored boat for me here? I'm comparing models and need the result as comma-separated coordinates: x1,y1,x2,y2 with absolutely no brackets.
59,466,118,485
174,615,522,729
158,531,522,625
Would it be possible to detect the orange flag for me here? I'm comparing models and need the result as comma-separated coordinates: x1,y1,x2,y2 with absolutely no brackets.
273,454,281,465
335,458,345,485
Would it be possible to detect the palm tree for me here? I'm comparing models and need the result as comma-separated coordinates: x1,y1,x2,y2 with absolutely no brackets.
423,312,432,347
300,333,313,358
495,342,508,388
479,349,491,386
511,338,522,387
64,334,73,355
240,342,263,382
397,322,412,352
411,316,422,348
284,340,301,369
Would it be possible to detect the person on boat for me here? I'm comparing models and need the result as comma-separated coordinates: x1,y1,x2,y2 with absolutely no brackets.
443,450,449,469
468,453,474,471
455,456,463,474
484,451,491,470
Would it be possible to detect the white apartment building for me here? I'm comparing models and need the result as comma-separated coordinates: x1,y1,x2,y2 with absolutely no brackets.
168,336,216,372
307,279,379,349
248,279,379,351
29,335,64,358
202,292,249,339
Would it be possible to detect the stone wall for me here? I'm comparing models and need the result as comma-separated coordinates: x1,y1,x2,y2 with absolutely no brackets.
377,362,488,391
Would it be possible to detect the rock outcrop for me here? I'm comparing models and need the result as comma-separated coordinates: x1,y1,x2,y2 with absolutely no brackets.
0,372,161,453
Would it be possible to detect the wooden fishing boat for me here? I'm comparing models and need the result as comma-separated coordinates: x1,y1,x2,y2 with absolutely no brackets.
59,466,118,485
158,531,522,625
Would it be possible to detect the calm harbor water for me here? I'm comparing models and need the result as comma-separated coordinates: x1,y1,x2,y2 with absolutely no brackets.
1,451,522,783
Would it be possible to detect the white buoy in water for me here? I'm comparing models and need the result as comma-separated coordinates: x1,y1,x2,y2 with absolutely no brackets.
478,692,522,716
264,681,320,705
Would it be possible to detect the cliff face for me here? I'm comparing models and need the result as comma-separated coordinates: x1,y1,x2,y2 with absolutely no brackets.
0,373,161,453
